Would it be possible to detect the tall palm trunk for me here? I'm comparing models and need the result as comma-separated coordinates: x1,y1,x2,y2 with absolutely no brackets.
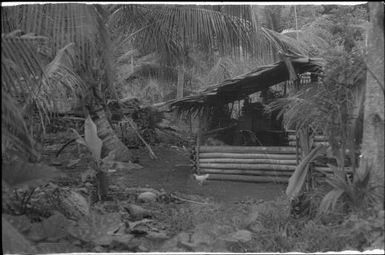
176,66,185,99
90,6,132,162
361,2,384,188
92,107,132,162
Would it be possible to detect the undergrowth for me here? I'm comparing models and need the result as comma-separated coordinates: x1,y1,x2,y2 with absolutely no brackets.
152,201,250,236
243,195,384,253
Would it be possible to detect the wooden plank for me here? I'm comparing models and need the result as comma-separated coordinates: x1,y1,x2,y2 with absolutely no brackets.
200,168,293,176
206,174,289,183
288,134,327,141
313,166,353,173
199,163,296,171
199,152,298,159
199,146,297,154
199,158,297,165
289,141,328,146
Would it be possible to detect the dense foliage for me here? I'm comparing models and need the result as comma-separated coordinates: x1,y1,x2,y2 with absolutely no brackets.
1,3,384,254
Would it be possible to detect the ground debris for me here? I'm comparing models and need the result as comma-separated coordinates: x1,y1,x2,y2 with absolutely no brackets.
124,203,152,220
138,191,158,202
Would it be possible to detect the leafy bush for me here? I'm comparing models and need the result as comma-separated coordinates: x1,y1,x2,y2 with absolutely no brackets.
319,164,384,215
339,210,385,251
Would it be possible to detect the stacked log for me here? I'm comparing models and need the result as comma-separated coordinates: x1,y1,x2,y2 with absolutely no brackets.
194,146,299,183
287,131,329,147
191,133,352,184
286,130,353,181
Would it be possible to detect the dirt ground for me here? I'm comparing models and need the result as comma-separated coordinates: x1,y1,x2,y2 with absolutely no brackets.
113,144,286,204
7,135,297,252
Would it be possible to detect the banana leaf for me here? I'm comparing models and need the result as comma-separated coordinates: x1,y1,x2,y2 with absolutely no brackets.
286,144,326,199
71,115,103,162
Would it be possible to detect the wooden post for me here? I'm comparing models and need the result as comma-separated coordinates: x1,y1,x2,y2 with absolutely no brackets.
295,132,299,165
196,113,201,174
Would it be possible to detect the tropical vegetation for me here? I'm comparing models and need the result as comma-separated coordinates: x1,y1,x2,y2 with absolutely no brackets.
2,2,384,253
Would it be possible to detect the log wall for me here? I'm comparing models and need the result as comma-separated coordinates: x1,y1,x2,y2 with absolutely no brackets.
192,145,299,183
191,130,352,184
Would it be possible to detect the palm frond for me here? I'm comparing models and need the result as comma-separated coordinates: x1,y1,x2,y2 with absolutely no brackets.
115,52,178,82
202,56,256,86
318,161,384,215
1,33,54,134
319,188,345,214
2,31,89,158
286,144,327,199
42,43,87,113
266,85,332,134
2,4,100,71
262,27,308,56
110,5,296,63
116,49,140,64
1,90,37,160
1,34,48,98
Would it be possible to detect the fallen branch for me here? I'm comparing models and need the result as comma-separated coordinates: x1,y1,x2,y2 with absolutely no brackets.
56,138,77,157
124,117,157,159
170,193,209,205
203,123,238,136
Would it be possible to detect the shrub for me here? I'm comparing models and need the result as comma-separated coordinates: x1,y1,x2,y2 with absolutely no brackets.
319,164,384,216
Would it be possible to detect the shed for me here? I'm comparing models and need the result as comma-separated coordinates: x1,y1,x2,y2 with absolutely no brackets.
165,53,328,183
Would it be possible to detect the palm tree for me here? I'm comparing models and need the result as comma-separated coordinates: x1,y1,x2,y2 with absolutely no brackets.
360,2,384,193
1,31,86,160
2,4,133,161
109,4,314,100
2,3,315,163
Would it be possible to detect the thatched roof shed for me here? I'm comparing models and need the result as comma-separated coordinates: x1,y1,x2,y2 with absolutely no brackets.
166,54,324,116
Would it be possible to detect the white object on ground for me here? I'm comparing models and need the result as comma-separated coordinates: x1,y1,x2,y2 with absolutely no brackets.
193,174,210,185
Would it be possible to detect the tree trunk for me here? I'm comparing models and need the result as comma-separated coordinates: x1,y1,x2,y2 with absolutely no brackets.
94,5,118,100
176,66,184,99
360,2,384,187
93,107,132,162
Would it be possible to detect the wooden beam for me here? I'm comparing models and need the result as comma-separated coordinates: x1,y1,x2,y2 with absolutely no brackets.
199,146,297,154
199,163,296,171
200,168,293,176
199,158,297,165
288,135,327,141
203,123,238,136
199,152,299,160
313,166,353,173
207,174,289,183
289,141,328,146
